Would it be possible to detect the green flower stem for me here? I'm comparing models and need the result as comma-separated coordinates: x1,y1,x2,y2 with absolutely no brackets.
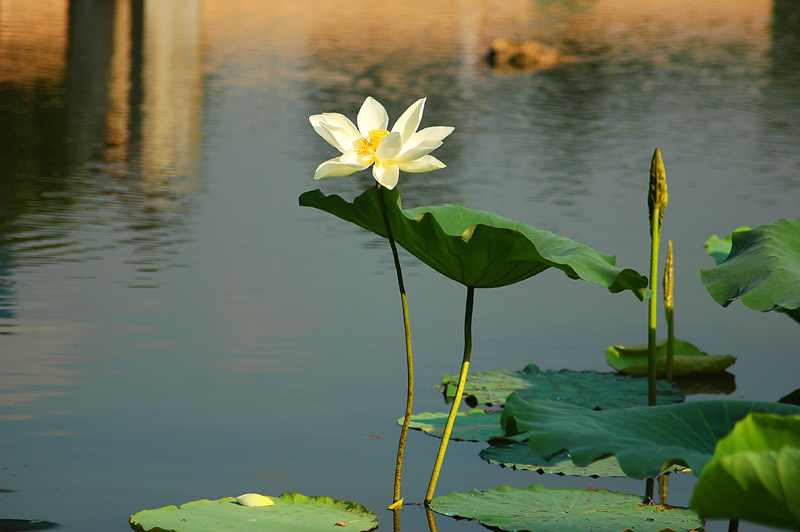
647,148,667,405
648,207,660,406
425,285,475,505
377,185,414,505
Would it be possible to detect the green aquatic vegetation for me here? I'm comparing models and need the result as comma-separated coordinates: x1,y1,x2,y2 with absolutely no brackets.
647,148,668,405
664,239,675,379
129,493,379,532
605,339,736,378
429,484,703,532
300,187,649,293
301,185,648,502
441,363,683,408
501,396,800,479
480,442,628,477
691,413,800,530
308,96,454,505
403,409,505,442
701,218,800,315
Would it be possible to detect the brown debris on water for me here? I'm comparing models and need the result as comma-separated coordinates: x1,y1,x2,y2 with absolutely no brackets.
487,38,573,70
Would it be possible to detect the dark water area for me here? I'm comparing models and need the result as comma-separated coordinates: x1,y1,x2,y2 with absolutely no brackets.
1,1,799,531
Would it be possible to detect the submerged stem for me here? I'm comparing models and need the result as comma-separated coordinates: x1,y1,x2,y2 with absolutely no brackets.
425,285,475,504
377,185,414,506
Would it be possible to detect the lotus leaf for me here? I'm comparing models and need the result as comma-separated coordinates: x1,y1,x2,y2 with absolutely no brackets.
691,413,800,531
701,218,800,312
480,442,628,477
704,226,749,265
430,484,703,532
299,187,649,294
605,339,736,377
501,396,800,479
129,493,378,532
442,363,683,408
403,409,505,442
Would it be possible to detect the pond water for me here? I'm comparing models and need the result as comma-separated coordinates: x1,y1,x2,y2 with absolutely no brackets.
2,1,799,531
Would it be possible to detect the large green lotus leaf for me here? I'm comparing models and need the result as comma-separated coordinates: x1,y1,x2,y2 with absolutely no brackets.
701,218,800,312
480,442,628,477
606,339,736,377
501,396,800,479
129,493,379,532
443,363,683,408
704,226,750,265
430,484,703,532
299,187,649,294
403,409,506,442
691,413,800,530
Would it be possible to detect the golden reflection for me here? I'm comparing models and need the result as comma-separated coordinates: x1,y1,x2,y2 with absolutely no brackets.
293,0,771,93
0,0,204,420
140,0,202,184
103,0,203,190
105,0,133,169
0,0,67,85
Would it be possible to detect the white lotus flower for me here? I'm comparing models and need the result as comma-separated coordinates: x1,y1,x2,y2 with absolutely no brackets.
309,96,453,189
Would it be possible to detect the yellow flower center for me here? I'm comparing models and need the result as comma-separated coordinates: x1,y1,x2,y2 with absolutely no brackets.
353,129,391,164
368,128,390,148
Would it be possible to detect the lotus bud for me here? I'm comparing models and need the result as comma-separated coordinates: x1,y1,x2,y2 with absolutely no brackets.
648,148,668,234
664,239,674,318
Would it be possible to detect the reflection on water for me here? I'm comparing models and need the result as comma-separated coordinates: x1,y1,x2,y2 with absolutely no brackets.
1,1,799,531
0,0,201,430
0,0,200,294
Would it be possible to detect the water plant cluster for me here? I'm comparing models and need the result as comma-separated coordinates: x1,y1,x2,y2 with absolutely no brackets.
130,97,800,532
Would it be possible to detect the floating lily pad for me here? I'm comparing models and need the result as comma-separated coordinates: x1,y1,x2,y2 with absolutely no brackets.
480,443,628,477
691,413,800,531
430,484,703,532
501,396,800,479
701,218,800,313
442,364,683,408
605,339,736,378
403,409,505,442
300,187,648,294
129,493,379,532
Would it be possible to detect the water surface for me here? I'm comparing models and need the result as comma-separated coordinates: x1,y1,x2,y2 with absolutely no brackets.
1,1,799,531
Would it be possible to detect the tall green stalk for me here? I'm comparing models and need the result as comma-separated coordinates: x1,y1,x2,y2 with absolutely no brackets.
663,240,675,381
377,185,414,507
425,285,475,504
647,148,667,406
